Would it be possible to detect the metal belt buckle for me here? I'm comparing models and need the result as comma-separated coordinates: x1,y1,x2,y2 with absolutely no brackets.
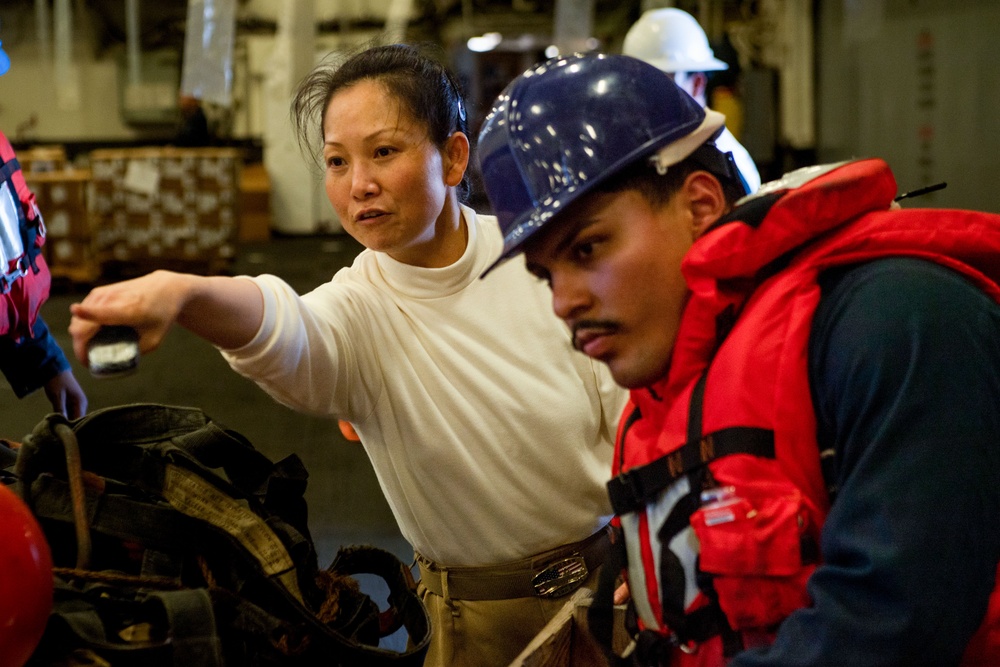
531,553,588,598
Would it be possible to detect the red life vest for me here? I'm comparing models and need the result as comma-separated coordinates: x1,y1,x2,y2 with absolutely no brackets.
608,159,1000,665
0,131,50,340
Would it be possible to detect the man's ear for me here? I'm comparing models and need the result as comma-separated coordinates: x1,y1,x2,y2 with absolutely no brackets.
444,131,470,187
690,72,709,105
683,170,727,239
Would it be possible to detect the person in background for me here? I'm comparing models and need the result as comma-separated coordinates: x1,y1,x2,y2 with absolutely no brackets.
68,43,625,667
476,52,1000,666
174,93,212,147
0,31,86,419
623,7,762,194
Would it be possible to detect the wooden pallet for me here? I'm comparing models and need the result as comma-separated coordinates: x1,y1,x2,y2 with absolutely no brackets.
48,261,102,292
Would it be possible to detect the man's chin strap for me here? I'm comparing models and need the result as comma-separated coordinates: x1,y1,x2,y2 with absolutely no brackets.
689,143,750,202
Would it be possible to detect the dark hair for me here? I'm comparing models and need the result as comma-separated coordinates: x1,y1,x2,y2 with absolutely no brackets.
292,42,472,201
595,157,695,207
595,144,744,208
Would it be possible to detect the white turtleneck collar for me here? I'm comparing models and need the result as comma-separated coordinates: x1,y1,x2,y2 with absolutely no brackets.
372,205,500,299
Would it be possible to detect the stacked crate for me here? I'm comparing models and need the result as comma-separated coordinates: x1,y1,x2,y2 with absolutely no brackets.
88,147,242,274
25,168,99,284
238,161,272,242
18,145,69,174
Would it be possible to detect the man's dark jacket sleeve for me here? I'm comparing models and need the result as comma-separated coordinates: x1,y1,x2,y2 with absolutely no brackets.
732,257,1000,666
0,315,71,398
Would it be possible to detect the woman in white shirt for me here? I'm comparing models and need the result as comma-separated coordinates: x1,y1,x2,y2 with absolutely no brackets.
69,43,626,667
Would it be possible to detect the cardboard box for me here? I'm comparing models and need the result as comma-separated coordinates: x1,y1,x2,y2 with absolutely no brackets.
238,161,271,242
47,237,94,268
18,145,68,173
88,147,242,268
25,169,92,240
24,169,98,283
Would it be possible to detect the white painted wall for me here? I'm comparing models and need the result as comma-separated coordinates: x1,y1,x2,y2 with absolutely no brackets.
0,3,142,143
0,0,402,142
817,0,1000,214
0,0,412,232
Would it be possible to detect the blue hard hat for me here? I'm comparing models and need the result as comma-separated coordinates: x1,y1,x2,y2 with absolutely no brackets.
0,41,9,76
477,52,723,272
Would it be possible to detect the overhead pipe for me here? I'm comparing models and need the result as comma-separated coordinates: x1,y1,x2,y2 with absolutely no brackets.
181,0,237,106
384,0,414,43
53,0,80,110
34,0,51,65
125,0,141,86
552,0,596,55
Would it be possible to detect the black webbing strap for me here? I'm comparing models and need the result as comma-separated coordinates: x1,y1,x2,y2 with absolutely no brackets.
601,370,780,660
607,426,775,515
324,545,431,667
0,440,17,470
608,370,776,515
68,404,289,500
28,474,199,554
616,404,642,474
148,588,225,666
0,156,20,182
46,580,223,666
587,527,631,666
686,372,748,657
631,605,727,664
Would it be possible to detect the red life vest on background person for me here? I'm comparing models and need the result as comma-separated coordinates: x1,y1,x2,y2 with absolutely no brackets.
0,131,50,340
607,158,1000,665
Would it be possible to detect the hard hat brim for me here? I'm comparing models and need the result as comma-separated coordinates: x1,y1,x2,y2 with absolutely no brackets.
649,55,729,73
650,109,727,172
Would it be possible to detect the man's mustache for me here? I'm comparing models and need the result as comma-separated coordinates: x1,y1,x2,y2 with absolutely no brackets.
571,320,619,352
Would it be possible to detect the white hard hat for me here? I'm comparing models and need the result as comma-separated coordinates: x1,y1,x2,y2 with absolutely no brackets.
623,8,729,74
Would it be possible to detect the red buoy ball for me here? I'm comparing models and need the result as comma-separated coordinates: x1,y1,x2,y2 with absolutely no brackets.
0,483,53,667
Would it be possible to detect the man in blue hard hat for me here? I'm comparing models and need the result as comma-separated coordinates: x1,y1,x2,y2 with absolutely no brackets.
0,28,87,418
477,52,1000,665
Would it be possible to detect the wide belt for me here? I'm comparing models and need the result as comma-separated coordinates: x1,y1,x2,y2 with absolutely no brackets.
416,526,612,601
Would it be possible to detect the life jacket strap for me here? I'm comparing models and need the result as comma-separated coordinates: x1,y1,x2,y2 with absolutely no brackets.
0,156,21,182
607,426,775,515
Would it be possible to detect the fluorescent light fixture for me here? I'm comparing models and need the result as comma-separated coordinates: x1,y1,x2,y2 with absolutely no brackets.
467,32,503,52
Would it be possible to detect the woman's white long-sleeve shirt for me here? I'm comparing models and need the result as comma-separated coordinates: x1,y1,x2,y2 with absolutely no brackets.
221,207,625,566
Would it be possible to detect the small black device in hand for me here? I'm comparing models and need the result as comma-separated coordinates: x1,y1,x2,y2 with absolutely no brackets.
87,325,140,378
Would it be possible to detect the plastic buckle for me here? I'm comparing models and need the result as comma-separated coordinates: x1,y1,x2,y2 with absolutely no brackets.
531,554,588,598
678,640,699,655
15,254,30,278
617,469,641,505
0,270,17,294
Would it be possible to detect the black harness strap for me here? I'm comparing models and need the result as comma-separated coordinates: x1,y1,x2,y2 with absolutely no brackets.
609,372,780,662
608,368,776,517
329,544,431,658
42,580,224,667
587,527,631,667
607,425,775,515
617,403,643,474
650,373,715,645
13,404,434,667
0,156,21,182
